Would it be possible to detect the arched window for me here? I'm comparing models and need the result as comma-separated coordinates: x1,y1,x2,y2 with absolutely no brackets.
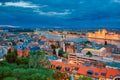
115,77,120,80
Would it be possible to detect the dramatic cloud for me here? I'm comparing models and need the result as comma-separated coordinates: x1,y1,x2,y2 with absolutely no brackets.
34,9,71,16
0,0,120,29
4,1,39,8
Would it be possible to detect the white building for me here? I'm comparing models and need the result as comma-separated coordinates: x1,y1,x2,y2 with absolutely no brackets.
81,47,106,56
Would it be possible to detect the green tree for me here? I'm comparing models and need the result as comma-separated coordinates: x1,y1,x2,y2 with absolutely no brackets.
63,52,69,59
85,40,91,44
5,52,17,63
58,48,63,57
86,51,92,57
15,57,29,65
0,61,55,80
53,71,69,80
29,51,50,68
79,76,93,80
51,44,56,50
0,67,12,79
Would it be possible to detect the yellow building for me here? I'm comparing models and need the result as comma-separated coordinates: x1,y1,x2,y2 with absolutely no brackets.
88,28,120,40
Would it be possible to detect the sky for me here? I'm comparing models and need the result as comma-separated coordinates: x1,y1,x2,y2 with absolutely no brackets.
0,0,120,29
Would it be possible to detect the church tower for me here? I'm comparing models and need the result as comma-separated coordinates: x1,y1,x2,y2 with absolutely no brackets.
60,34,66,52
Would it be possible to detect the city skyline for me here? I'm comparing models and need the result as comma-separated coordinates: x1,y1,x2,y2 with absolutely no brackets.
0,0,120,29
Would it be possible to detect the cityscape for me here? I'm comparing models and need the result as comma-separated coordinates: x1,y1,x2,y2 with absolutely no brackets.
0,0,120,80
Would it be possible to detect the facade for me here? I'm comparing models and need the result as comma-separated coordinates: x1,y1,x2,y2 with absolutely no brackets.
88,28,120,40
68,53,96,64
17,48,29,57
81,47,106,56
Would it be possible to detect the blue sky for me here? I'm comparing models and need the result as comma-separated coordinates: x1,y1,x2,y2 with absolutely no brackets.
0,0,120,29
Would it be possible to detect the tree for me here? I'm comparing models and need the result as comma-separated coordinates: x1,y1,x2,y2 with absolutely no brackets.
15,57,29,65
29,51,50,68
58,48,63,57
0,67,12,79
104,41,107,45
85,40,91,44
12,68,26,79
53,71,69,80
51,44,56,50
63,52,69,59
5,52,17,63
0,61,55,80
53,49,56,55
86,51,92,57
79,76,93,80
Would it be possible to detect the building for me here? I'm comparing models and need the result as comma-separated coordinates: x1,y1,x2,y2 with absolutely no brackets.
50,60,120,80
17,48,29,57
68,53,107,65
0,46,8,58
81,47,106,57
15,42,30,57
68,53,95,64
88,28,120,40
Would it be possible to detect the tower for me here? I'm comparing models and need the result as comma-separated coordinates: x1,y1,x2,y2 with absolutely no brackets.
102,28,107,38
60,35,66,52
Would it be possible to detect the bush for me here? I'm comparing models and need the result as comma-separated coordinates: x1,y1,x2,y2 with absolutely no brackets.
5,52,17,63
3,77,18,80
0,67,12,79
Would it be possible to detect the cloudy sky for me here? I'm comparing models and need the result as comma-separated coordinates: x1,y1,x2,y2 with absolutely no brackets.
0,0,120,29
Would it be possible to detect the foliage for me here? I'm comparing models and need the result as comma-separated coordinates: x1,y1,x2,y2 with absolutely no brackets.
53,49,56,55
0,67,12,79
51,44,56,50
4,52,17,63
29,51,50,68
3,77,18,80
86,51,92,57
0,50,70,80
85,40,91,44
58,48,63,57
53,71,69,80
0,61,54,80
4,51,29,65
78,76,93,80
63,52,69,59
15,57,29,65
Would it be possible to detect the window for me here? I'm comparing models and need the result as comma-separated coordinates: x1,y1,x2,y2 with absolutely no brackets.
87,70,93,75
56,66,62,70
95,72,99,76
101,73,106,76
65,67,70,71
115,78,120,80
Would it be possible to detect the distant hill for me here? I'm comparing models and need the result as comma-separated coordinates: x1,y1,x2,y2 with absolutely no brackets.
0,25,33,32
0,25,19,29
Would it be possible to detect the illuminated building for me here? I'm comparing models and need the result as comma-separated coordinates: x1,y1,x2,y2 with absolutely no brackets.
88,28,120,40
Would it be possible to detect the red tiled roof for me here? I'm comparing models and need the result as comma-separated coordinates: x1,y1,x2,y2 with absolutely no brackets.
50,61,120,79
